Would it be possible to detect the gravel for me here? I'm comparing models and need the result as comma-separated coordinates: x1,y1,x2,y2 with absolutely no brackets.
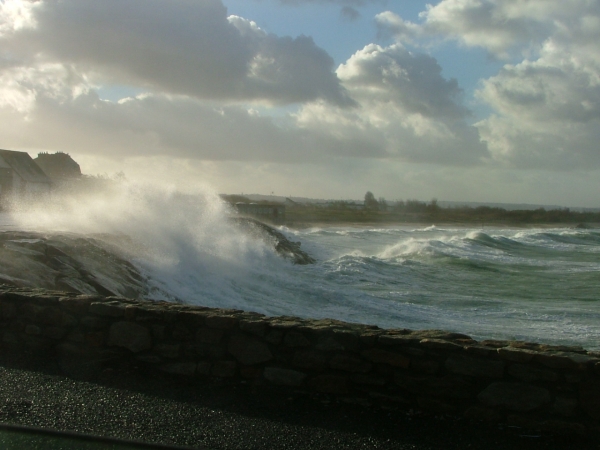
0,356,595,450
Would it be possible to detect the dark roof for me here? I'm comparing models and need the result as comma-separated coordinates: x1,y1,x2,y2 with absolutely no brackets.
0,149,51,184
34,152,81,180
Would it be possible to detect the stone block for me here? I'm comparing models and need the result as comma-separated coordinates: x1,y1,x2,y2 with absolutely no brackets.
445,354,504,378
108,321,152,353
212,361,237,378
378,334,420,346
534,351,592,370
315,337,344,352
478,382,551,412
419,338,463,351
552,397,579,417
497,347,538,363
239,320,267,337
264,330,283,345
361,348,410,368
269,320,302,330
284,331,311,347
292,350,328,371
507,363,559,382
160,362,196,377
196,343,227,360
369,392,409,406
228,334,273,365
464,406,502,422
1,302,17,319
196,361,212,375
579,381,600,420
264,367,307,386
308,374,348,394
154,343,180,359
330,354,372,373
56,343,119,380
196,328,225,344
86,331,106,347
89,302,125,317
350,374,386,386
463,345,495,357
59,297,93,314
541,420,586,436
410,360,440,374
43,326,67,340
151,325,166,341
205,315,238,330
240,367,262,379
25,324,41,336
39,307,65,326
81,316,108,330
172,324,192,340
136,355,162,364
396,373,470,399
418,398,456,414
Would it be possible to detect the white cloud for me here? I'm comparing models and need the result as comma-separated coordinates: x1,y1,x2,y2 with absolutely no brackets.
376,0,600,170
297,44,487,165
0,0,350,106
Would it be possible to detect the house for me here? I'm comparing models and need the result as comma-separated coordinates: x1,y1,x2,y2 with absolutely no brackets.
234,202,286,223
34,152,81,182
0,149,52,205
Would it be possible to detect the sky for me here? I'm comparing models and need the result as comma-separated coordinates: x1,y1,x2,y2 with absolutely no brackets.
0,0,599,207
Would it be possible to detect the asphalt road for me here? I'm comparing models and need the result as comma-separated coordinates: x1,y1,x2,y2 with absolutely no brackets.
0,356,596,450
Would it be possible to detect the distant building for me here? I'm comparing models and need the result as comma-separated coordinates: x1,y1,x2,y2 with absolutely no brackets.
34,152,81,182
0,149,51,204
234,202,286,223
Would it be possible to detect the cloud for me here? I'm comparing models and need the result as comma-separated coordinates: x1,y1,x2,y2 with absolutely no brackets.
0,0,350,106
476,44,600,169
265,0,378,5
377,0,600,58
375,0,600,170
297,44,488,165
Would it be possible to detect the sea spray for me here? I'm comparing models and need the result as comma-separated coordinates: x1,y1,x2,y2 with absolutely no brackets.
2,193,600,349
4,180,291,309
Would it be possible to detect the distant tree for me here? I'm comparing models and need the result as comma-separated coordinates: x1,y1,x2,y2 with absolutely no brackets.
428,198,439,213
378,197,388,211
364,191,379,210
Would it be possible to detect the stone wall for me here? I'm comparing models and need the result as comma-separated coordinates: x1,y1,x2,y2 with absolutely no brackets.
1,287,599,436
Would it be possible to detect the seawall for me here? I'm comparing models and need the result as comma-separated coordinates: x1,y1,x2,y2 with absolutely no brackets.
1,287,599,437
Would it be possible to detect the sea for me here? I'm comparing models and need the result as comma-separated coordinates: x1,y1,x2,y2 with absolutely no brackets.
3,183,599,351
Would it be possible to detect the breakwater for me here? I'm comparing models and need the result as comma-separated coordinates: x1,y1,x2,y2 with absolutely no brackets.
1,287,599,437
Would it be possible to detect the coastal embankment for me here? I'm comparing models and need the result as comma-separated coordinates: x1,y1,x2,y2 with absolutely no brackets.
1,286,598,444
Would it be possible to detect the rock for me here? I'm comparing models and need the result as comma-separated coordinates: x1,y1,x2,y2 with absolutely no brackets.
196,327,224,344
478,382,551,412
108,321,152,353
264,367,307,386
160,362,196,377
361,348,410,368
232,218,315,264
212,361,237,378
445,355,505,378
227,334,273,365
292,350,329,371
329,354,372,373
507,363,559,382
308,374,348,394
552,397,579,417
579,381,600,420
284,331,311,347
